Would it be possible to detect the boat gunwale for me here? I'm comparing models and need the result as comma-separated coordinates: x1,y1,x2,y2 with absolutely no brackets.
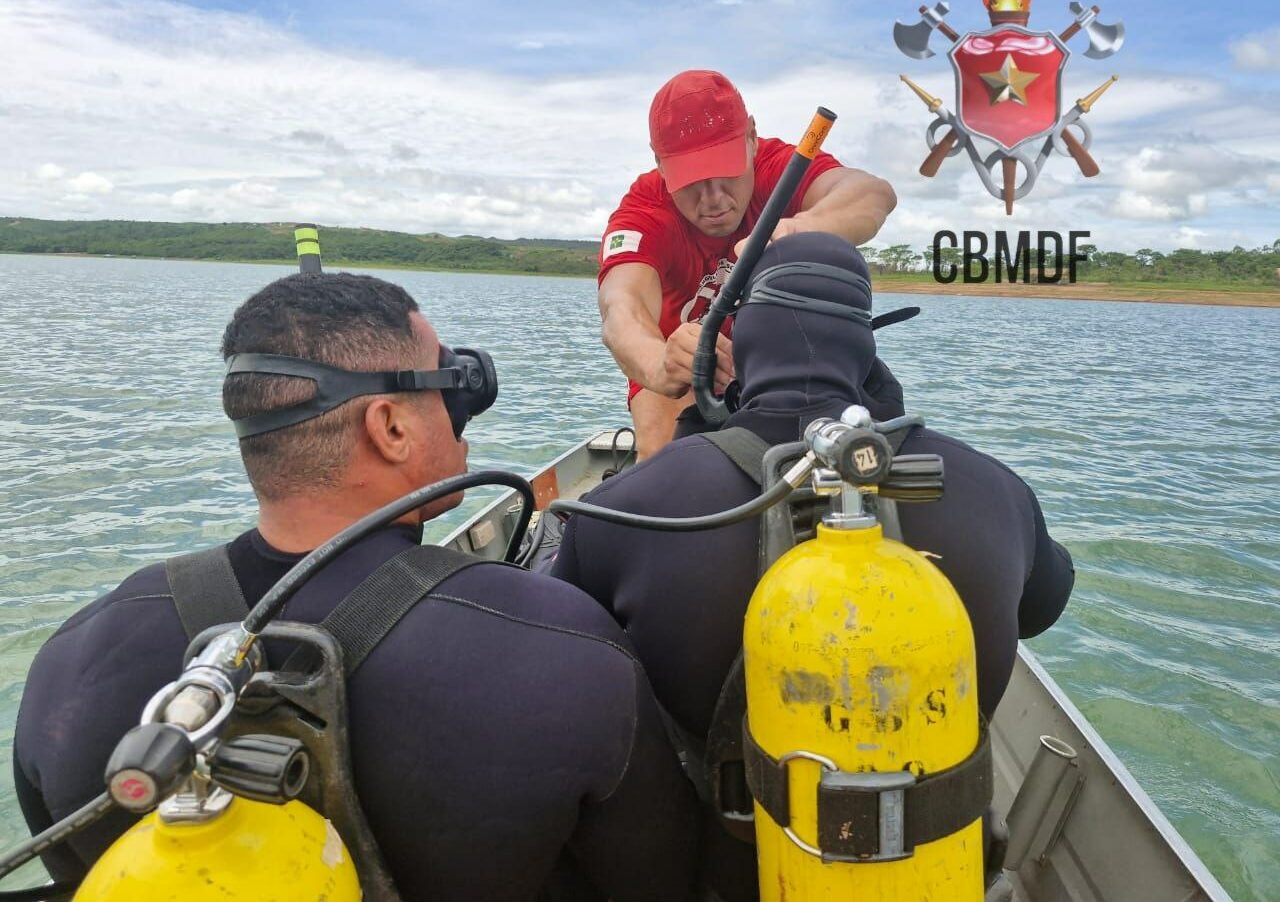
1013,646,1233,901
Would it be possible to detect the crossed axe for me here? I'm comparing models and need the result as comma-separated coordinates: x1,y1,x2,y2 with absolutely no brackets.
894,0,1124,60
894,1,1123,213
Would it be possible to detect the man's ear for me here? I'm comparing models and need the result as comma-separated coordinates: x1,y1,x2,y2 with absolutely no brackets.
747,117,758,154
363,398,413,464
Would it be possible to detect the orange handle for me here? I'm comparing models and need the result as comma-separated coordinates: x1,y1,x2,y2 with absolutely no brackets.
797,107,837,159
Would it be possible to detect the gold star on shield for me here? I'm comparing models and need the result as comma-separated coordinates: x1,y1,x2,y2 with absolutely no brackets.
980,54,1040,106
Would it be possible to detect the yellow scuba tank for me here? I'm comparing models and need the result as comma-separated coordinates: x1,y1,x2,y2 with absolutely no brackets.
77,794,361,900
742,407,988,900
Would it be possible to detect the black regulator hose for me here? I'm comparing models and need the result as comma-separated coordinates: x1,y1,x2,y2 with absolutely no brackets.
0,791,115,888
546,473,796,532
692,106,837,426
244,470,535,634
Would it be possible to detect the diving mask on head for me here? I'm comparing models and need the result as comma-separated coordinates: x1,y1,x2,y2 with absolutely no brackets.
737,261,874,323
225,345,497,441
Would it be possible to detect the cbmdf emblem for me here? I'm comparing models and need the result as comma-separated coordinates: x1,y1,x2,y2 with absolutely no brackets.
894,0,1124,213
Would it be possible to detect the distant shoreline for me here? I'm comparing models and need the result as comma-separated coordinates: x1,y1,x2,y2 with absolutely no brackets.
5,250,1279,308
872,276,1280,308
0,251,594,281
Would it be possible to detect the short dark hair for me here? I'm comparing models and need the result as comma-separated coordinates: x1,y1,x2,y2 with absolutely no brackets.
221,273,424,501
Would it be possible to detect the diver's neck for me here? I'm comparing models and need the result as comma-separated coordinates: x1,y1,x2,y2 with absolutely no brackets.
256,495,416,554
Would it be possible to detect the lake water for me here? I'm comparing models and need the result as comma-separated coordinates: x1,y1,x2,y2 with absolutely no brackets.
0,254,1276,899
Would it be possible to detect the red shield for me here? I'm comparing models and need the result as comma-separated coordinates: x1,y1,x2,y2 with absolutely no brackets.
949,27,1067,151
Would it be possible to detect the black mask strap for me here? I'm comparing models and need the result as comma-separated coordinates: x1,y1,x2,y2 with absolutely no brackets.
739,261,873,324
225,353,472,439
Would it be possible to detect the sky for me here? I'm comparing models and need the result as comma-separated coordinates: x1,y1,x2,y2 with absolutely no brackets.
2,0,1278,253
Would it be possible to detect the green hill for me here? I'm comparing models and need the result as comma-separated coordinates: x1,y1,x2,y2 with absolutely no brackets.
0,218,599,277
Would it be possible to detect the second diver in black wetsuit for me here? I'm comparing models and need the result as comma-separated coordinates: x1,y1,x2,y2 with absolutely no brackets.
553,228,1075,748
551,231,1075,899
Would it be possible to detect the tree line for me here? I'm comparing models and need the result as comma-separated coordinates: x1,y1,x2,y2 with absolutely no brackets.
859,240,1280,286
4,218,1278,286
0,218,600,276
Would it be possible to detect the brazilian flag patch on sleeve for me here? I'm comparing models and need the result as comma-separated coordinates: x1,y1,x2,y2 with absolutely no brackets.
603,230,642,259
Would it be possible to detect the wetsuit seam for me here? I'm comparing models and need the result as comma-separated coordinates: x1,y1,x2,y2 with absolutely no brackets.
424,592,643,666
598,660,644,804
424,591,645,801
793,307,816,400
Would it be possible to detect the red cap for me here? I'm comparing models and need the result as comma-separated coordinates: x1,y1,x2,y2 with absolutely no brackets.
649,70,750,193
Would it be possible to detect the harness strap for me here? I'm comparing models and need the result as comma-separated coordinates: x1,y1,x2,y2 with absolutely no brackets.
168,542,483,674
165,546,251,641
702,427,770,484
291,544,484,674
743,720,993,860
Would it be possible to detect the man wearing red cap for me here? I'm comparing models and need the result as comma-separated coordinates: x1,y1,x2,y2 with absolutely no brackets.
598,69,898,458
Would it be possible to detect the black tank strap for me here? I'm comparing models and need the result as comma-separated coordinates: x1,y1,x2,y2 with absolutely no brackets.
701,427,769,485
165,546,251,641
743,719,993,861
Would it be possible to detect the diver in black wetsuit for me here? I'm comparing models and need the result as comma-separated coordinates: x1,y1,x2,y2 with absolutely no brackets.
552,229,1075,749
14,273,699,901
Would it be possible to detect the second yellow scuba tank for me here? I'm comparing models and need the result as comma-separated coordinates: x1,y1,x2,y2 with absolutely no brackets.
742,406,989,900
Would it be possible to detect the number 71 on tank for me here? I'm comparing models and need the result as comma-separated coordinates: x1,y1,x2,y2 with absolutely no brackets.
893,0,1123,214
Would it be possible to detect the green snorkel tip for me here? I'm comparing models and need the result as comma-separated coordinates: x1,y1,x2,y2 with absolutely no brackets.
294,224,322,274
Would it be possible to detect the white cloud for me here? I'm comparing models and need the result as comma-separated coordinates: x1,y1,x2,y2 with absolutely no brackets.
0,0,1276,253
1110,191,1186,222
170,188,213,212
227,181,282,208
67,172,114,194
1230,28,1280,71
1173,226,1209,248
1100,145,1280,222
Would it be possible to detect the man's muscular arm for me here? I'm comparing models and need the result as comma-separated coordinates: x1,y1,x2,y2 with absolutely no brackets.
598,262,733,399
795,167,897,245
736,167,898,255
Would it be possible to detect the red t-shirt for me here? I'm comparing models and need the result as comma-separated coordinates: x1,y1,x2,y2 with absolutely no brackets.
598,137,843,401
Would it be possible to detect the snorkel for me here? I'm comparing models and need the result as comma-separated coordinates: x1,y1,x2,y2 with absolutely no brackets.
692,106,836,425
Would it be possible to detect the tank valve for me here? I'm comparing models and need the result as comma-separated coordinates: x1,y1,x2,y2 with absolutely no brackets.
105,723,196,812
209,734,311,805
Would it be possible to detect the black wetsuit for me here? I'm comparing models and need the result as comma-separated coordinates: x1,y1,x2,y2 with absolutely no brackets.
15,525,700,901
